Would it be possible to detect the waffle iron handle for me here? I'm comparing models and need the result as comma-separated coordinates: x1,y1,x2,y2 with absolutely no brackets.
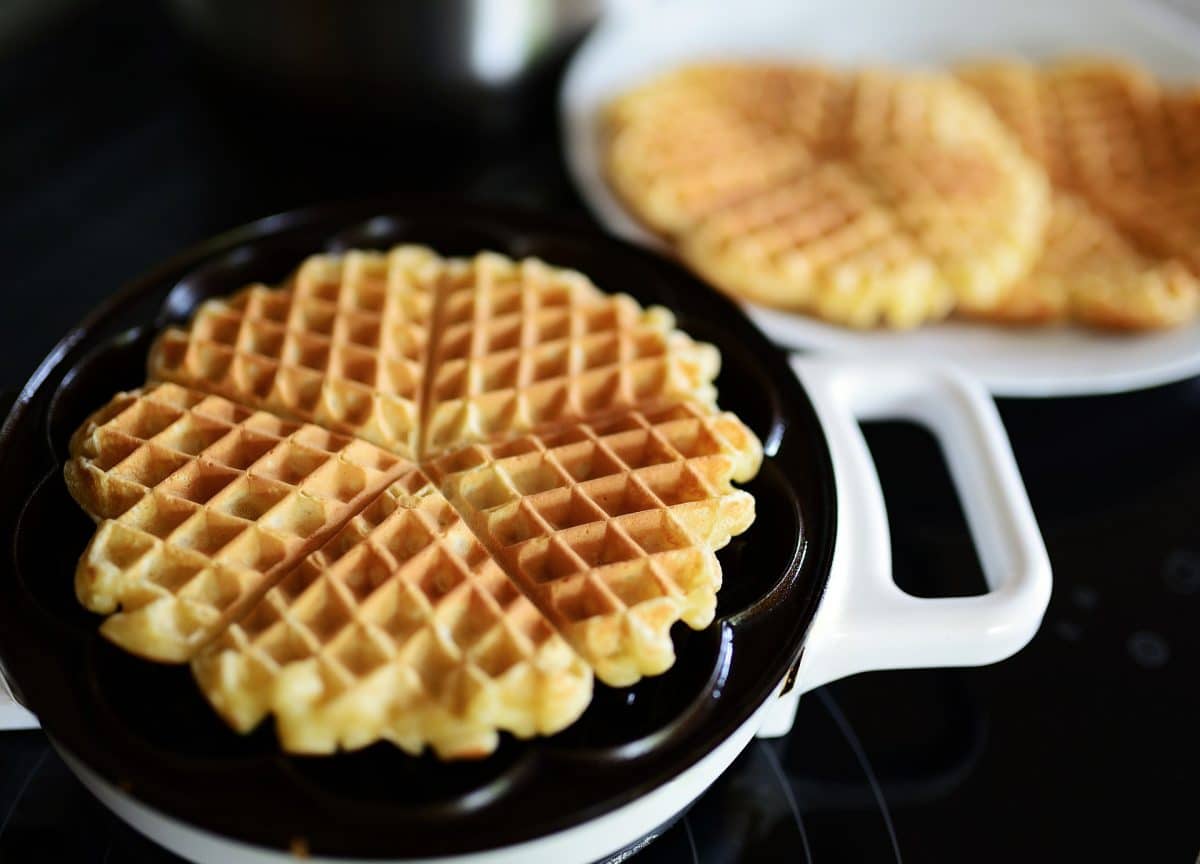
757,357,1052,738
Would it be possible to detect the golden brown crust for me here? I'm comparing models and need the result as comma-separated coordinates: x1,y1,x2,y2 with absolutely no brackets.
605,64,1050,329
65,247,760,758
957,59,1200,330
64,383,411,662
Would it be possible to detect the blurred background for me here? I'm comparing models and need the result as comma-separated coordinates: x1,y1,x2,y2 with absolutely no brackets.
3,4,1198,863
1,0,603,391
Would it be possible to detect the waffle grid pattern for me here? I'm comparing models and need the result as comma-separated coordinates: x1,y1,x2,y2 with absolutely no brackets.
424,252,719,454
433,403,758,687
66,383,408,661
606,64,1051,329
956,59,1200,327
151,247,439,458
194,468,592,757
65,247,761,757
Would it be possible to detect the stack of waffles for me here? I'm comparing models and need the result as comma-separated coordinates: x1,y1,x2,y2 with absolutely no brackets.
604,59,1200,330
65,246,762,759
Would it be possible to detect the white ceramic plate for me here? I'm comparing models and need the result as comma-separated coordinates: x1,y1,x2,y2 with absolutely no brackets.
561,0,1200,396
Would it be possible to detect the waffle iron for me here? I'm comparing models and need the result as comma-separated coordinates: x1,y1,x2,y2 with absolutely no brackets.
0,201,1051,863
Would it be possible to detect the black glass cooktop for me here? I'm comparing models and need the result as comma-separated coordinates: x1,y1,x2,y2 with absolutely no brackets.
2,4,1196,862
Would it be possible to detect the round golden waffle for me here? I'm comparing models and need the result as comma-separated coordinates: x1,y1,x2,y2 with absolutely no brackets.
66,246,761,758
605,64,1050,328
957,59,1200,328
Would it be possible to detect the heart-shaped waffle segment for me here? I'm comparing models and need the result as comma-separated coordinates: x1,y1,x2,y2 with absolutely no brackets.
423,251,720,455
431,404,760,687
66,383,409,661
150,247,439,459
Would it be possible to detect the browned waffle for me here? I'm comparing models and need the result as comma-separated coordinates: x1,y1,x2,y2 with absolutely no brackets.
958,59,1200,328
423,251,720,454
193,468,593,758
64,247,761,757
957,193,1200,327
606,64,1050,328
150,247,438,458
66,383,408,661
431,404,760,687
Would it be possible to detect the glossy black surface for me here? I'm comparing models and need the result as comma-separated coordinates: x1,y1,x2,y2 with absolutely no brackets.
2,4,1198,862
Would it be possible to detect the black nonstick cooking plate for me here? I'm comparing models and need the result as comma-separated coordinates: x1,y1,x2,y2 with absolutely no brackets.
0,201,835,859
